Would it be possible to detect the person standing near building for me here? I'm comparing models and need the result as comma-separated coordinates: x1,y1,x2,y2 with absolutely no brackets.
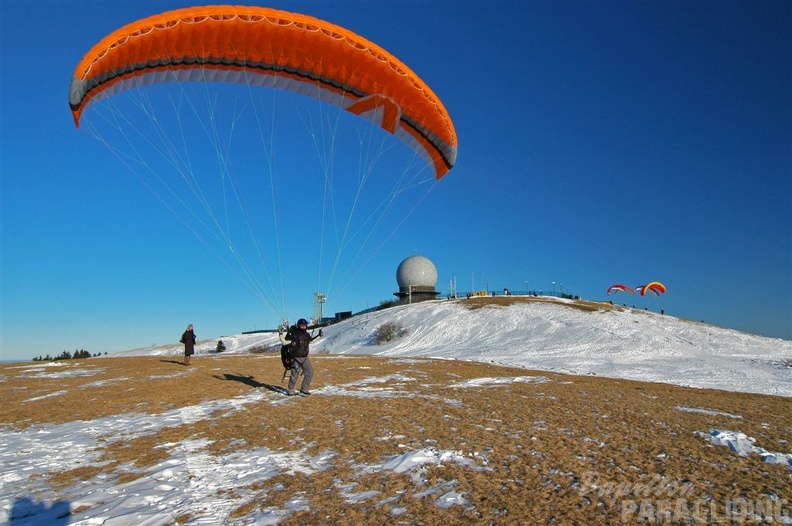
281,318,322,396
181,324,196,365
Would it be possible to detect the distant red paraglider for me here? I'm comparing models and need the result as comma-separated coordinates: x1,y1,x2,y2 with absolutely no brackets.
607,284,635,296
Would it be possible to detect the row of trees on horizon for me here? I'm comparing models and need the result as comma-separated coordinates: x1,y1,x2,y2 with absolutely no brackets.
32,349,107,362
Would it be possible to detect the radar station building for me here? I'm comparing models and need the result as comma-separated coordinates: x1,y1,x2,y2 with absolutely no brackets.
394,255,440,304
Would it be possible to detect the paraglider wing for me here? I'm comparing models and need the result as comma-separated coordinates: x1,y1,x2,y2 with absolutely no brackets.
68,5,457,179
638,282,666,297
607,284,635,296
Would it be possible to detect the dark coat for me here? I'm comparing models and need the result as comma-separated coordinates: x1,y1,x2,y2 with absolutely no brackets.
286,326,315,358
181,330,196,356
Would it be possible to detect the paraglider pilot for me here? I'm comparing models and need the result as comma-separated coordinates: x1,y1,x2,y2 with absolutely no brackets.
180,324,196,365
279,318,322,396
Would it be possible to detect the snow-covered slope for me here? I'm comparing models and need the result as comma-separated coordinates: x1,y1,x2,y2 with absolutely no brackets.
118,297,792,397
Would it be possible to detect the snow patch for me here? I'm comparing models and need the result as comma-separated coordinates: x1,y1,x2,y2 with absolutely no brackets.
698,430,792,466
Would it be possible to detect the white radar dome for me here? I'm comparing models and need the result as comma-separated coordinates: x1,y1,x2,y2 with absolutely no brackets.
396,256,438,289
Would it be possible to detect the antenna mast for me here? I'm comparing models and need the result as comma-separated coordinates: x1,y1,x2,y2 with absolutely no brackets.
313,292,326,324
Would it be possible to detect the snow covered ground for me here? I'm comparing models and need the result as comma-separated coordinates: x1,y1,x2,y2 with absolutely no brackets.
2,297,790,525
121,297,792,397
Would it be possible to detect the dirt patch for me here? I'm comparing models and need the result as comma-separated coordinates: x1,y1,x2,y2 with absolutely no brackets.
2,355,790,524
459,295,618,313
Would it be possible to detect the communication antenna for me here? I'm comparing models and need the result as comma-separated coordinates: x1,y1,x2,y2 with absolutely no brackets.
313,292,326,324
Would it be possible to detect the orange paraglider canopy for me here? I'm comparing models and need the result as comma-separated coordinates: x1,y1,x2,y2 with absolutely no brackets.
639,282,667,296
69,5,457,179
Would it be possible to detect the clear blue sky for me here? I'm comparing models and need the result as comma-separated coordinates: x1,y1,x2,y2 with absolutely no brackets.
2,1,790,361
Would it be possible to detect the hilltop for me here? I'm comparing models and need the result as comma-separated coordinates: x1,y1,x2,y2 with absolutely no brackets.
119,296,792,397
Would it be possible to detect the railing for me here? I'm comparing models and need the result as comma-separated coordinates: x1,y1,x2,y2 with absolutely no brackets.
454,290,570,299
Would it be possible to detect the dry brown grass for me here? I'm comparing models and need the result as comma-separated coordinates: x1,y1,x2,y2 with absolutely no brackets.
459,295,618,313
2,354,790,524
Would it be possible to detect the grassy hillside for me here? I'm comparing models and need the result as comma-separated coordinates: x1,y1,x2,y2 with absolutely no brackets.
2,354,789,524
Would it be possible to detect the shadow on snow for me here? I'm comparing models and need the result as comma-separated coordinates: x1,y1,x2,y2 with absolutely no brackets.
8,497,71,524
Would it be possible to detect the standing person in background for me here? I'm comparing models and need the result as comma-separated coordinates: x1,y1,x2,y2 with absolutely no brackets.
181,324,196,365
283,318,322,396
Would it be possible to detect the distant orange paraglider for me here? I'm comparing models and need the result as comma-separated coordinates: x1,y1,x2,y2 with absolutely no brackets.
638,282,667,297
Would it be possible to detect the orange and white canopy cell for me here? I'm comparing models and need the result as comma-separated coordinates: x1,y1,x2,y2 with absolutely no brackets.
68,5,457,179
639,282,667,297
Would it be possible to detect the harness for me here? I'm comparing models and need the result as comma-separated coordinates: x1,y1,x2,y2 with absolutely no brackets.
280,327,311,382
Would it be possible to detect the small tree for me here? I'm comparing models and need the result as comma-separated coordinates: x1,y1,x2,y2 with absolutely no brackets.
55,350,72,361
374,321,408,345
216,340,226,353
